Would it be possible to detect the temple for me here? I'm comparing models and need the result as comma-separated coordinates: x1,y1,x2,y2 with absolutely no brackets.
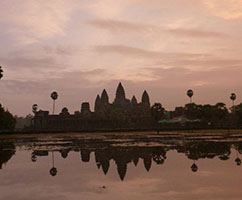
32,82,153,131
94,82,151,119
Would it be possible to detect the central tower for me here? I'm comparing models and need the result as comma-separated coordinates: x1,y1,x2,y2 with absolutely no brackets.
114,82,126,103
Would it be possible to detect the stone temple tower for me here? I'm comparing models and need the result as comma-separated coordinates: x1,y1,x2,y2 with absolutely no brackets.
131,95,138,105
141,90,150,109
94,95,102,112
101,89,109,105
114,82,128,106
115,82,125,101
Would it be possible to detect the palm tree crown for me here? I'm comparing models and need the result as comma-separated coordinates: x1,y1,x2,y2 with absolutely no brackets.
32,104,38,114
187,89,193,98
230,93,236,101
0,66,3,79
51,91,58,100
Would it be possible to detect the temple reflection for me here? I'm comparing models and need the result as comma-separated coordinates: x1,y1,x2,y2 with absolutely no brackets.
0,134,242,181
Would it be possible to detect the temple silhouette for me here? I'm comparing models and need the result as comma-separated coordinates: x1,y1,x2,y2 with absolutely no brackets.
94,82,150,114
32,82,153,131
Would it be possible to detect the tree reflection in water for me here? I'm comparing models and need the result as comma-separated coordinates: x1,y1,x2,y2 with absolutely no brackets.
191,161,198,172
50,151,57,176
0,140,15,169
1,133,242,181
234,144,242,166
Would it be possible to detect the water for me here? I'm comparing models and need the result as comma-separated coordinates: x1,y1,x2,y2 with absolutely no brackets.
0,132,242,200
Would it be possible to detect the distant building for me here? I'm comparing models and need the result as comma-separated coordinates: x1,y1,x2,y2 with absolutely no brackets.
32,82,153,131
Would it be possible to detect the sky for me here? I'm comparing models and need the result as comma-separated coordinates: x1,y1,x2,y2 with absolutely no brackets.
0,0,242,116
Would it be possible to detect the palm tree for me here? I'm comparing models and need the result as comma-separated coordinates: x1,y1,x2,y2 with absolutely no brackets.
32,104,38,114
230,93,236,107
50,91,58,114
187,89,193,103
49,151,57,176
0,66,3,80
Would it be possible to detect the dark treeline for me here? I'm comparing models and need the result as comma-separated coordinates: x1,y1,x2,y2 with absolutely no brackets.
0,104,16,131
167,102,242,129
0,66,16,131
15,114,33,130
0,67,16,131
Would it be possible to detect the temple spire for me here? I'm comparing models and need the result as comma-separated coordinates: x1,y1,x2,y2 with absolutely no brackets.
142,90,150,108
116,82,125,100
101,89,109,104
94,95,101,112
131,95,137,105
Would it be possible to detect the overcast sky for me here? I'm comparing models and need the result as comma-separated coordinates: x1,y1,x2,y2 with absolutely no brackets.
0,0,242,116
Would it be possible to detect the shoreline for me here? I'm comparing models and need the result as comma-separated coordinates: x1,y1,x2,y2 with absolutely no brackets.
0,128,241,136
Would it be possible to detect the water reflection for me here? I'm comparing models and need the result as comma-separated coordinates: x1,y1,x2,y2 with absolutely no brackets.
0,141,15,170
0,133,242,181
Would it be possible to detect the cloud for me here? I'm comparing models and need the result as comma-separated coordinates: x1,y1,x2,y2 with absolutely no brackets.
93,44,242,71
144,66,242,88
154,58,242,69
0,68,108,94
86,0,139,18
0,55,57,70
204,0,242,20
0,0,79,44
0,49,65,81
1,80,50,94
88,19,228,38
0,45,86,81
87,20,149,33
42,45,82,56
93,44,209,60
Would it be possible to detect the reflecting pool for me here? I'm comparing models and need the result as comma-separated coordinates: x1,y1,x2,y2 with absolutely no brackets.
0,132,242,200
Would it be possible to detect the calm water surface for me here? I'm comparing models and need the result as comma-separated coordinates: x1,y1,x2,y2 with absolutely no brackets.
0,132,242,200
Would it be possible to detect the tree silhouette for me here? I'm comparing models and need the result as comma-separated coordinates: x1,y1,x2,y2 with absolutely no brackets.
191,162,198,172
49,152,57,176
235,158,241,166
230,93,236,107
50,91,58,114
233,103,242,127
187,89,193,103
32,104,38,114
184,103,201,120
235,149,241,166
0,141,15,169
151,103,165,121
0,66,3,80
31,152,37,162
0,104,16,131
